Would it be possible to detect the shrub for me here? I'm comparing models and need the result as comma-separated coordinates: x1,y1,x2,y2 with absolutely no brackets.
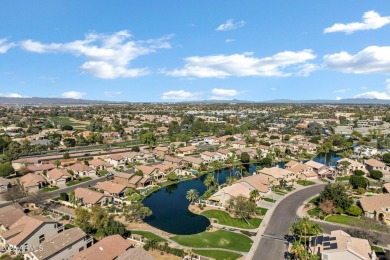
369,170,383,180
353,170,365,176
349,175,369,189
346,205,363,216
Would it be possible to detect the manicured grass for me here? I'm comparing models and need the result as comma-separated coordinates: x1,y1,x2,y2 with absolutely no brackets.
131,230,167,242
372,245,384,253
202,210,262,229
263,197,276,203
66,177,92,186
50,117,88,127
64,224,75,229
308,196,320,205
171,230,253,252
325,215,364,225
336,176,351,182
42,186,59,192
307,207,321,217
297,180,316,186
193,250,242,260
256,207,268,215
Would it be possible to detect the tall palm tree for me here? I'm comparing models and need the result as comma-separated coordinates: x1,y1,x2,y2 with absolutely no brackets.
311,222,324,254
186,189,199,204
340,160,351,176
250,189,260,202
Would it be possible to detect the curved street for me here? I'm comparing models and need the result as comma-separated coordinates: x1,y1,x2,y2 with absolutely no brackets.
250,184,326,260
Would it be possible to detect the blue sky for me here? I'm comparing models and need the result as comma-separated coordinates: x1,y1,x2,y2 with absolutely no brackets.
1,1,390,102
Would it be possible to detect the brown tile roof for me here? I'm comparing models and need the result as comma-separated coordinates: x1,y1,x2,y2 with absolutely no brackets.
365,158,386,168
259,167,293,179
88,159,112,168
116,247,155,260
164,156,183,163
216,149,230,155
107,154,124,161
182,156,204,165
0,177,11,186
0,204,25,229
20,173,46,188
72,234,133,260
47,168,72,181
74,187,107,205
235,175,269,193
135,165,158,176
177,146,197,152
95,181,127,194
31,227,87,259
26,164,56,172
67,163,94,172
359,193,390,212
0,215,56,246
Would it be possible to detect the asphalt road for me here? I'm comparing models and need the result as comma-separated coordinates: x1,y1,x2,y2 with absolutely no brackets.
252,184,326,260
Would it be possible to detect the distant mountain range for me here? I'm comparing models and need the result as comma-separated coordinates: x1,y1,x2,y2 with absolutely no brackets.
1,96,390,105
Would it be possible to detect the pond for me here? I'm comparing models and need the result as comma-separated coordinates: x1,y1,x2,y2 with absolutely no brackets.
313,151,342,167
143,165,257,235
142,154,336,235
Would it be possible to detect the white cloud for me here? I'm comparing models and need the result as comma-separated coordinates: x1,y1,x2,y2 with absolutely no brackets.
211,88,238,100
324,46,390,74
225,38,235,43
296,63,319,77
20,30,172,79
164,50,316,78
61,91,86,99
0,39,15,53
271,87,277,91
0,93,26,98
334,88,350,93
161,90,202,101
104,91,122,97
336,97,342,100
324,10,390,34
216,19,245,31
354,79,390,100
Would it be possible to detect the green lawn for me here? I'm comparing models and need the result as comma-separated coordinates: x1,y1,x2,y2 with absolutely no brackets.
307,207,321,217
263,197,276,203
297,180,316,186
42,186,59,192
171,230,253,252
66,177,92,186
131,230,167,242
50,117,88,127
336,176,351,182
64,224,75,229
202,210,262,229
256,207,268,216
193,250,242,260
325,215,364,225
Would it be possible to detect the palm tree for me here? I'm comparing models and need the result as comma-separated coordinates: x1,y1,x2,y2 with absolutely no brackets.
186,189,199,204
318,142,332,166
250,189,260,202
340,160,351,176
311,222,324,254
204,174,215,190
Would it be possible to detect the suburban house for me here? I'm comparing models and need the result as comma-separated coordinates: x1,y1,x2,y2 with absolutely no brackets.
182,156,204,170
88,159,113,171
200,151,217,163
67,163,96,177
359,193,390,225
257,167,296,184
364,159,389,174
154,146,170,158
216,149,233,161
0,215,63,252
354,146,378,157
285,160,317,180
24,227,93,260
0,204,26,231
305,160,333,178
309,230,375,260
74,187,112,207
46,168,72,186
337,158,368,175
135,165,165,180
95,181,128,198
204,136,220,146
105,154,126,168
235,175,270,195
209,182,254,206
20,174,47,193
26,164,56,175
230,140,247,149
164,156,187,168
113,171,151,188
176,146,197,157
72,234,154,260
